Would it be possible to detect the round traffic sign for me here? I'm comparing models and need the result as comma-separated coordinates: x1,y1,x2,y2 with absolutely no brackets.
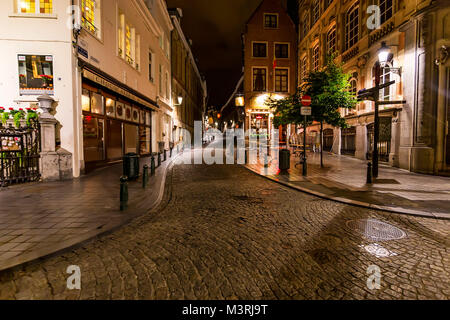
301,95,311,106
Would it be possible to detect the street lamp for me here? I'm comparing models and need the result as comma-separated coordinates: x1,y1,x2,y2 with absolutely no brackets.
377,42,402,74
235,94,244,107
174,94,183,106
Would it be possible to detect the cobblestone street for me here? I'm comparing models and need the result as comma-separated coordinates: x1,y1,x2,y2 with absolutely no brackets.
0,156,449,300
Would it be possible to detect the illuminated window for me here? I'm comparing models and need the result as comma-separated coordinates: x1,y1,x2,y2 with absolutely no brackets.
39,0,52,13
118,10,139,70
18,55,54,95
345,2,359,51
17,0,52,14
253,68,266,92
301,56,308,83
312,44,320,71
327,25,337,56
275,68,289,92
81,0,101,39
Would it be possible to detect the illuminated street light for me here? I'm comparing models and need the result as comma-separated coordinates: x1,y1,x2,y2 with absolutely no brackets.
174,94,183,106
235,94,244,107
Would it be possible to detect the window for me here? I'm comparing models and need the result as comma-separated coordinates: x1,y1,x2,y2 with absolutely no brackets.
253,68,267,92
312,44,320,71
275,68,289,92
301,56,308,83
81,0,101,39
148,50,154,82
327,26,337,56
252,42,267,58
378,0,393,25
165,71,169,99
18,55,54,95
264,14,278,28
275,43,289,59
118,11,139,70
159,64,163,95
16,0,52,14
302,13,310,39
373,57,393,101
345,2,359,51
312,0,320,25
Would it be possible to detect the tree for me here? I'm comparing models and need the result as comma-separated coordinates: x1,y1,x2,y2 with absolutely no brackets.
267,57,357,167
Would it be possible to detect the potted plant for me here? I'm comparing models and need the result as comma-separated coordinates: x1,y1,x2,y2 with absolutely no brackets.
26,108,38,126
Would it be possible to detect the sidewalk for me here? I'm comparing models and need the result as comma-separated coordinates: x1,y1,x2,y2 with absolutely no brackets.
0,149,181,271
245,150,450,219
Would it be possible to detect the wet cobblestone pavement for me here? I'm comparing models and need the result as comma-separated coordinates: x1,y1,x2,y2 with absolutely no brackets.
0,159,449,300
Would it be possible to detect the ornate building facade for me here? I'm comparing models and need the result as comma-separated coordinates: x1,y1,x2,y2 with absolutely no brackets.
298,0,450,175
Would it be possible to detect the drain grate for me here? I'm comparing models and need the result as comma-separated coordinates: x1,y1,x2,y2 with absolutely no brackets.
346,219,407,241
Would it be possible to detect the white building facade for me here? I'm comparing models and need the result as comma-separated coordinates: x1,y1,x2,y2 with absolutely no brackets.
0,0,175,177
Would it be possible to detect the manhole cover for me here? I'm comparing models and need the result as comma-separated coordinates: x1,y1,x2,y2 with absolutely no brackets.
346,219,407,241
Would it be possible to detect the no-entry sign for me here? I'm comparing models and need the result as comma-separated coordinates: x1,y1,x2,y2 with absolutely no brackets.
301,95,312,106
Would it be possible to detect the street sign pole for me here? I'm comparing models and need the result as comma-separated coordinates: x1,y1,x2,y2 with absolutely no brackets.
373,62,381,178
303,114,307,176
300,95,311,177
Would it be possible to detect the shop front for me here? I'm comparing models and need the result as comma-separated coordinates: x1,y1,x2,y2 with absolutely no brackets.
81,68,157,173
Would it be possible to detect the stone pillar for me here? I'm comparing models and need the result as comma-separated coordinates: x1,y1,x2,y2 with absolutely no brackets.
355,124,368,160
38,94,73,181
390,111,401,167
332,127,341,155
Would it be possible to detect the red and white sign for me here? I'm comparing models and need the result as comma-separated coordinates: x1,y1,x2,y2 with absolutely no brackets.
301,95,312,106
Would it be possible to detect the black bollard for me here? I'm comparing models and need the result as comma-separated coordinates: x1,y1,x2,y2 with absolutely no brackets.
158,152,161,167
142,165,149,189
120,176,128,211
164,149,167,162
367,162,373,184
170,147,173,157
151,155,156,176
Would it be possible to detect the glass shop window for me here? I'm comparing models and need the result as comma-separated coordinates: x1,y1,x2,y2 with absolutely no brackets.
18,55,54,95
83,116,105,162
105,98,116,117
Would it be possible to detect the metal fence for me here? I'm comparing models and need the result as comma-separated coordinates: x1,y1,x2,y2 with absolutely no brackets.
367,118,392,162
0,121,40,187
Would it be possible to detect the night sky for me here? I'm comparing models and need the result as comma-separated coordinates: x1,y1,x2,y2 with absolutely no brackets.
166,0,298,110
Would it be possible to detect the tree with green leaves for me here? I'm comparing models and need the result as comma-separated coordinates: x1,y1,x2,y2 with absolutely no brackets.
266,56,357,167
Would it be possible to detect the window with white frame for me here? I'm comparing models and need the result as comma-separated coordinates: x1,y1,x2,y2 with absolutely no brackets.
81,0,102,39
312,44,320,71
312,0,320,26
327,25,337,56
275,68,289,93
345,2,359,51
16,0,52,14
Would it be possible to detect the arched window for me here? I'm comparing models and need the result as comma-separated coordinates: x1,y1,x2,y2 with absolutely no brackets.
327,25,337,56
372,55,394,102
301,55,308,83
312,43,320,71
345,2,359,51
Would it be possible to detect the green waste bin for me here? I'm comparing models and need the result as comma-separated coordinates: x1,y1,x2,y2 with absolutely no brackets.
279,149,291,171
123,153,140,181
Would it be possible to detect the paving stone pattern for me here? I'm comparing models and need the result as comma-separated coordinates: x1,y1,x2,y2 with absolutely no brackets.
0,157,448,300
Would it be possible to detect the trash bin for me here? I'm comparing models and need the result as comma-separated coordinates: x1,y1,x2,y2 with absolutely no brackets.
123,153,140,181
279,149,291,171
